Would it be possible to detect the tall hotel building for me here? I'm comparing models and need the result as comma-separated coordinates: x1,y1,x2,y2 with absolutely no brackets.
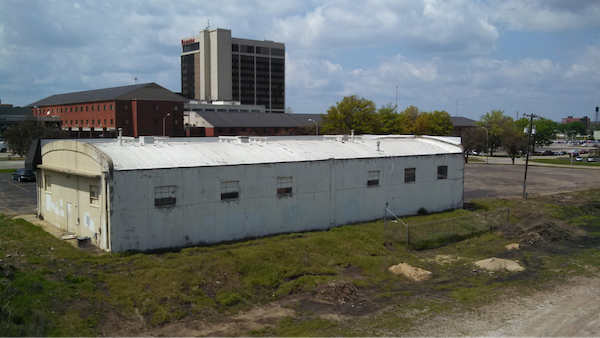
180,28,285,113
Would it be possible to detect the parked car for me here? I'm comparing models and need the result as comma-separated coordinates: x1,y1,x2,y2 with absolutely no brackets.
575,156,583,162
542,150,554,156
11,169,36,182
588,157,595,162
0,140,6,153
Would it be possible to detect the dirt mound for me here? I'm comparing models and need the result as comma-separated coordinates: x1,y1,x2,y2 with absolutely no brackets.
475,258,524,272
501,217,582,246
314,280,361,305
389,263,432,281
505,243,519,250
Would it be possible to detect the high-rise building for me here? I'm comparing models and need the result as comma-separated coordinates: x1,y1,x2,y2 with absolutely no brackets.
181,28,285,113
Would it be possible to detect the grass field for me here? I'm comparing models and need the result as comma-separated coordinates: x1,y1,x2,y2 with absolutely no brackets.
1,189,599,336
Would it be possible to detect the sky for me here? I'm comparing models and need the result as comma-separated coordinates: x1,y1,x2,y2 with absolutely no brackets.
1,0,599,122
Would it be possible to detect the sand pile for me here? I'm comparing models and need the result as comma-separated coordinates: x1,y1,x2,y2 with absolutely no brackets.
389,263,432,281
475,257,524,272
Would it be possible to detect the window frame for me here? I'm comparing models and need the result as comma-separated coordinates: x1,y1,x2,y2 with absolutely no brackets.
404,168,416,183
276,177,293,196
367,170,380,187
154,185,177,207
437,165,448,180
90,185,100,206
221,181,240,200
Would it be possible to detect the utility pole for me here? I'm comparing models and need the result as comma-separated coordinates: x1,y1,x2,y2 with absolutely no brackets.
522,112,539,199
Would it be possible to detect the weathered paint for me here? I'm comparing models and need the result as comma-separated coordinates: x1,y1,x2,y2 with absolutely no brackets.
37,136,464,252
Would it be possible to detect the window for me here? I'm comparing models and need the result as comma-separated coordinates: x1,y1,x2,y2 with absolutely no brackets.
91,119,94,125
104,119,107,125
221,181,239,200
404,168,416,183
110,119,113,125
173,105,178,111
104,105,107,111
437,166,448,180
98,105,101,111
91,105,94,111
90,185,99,205
154,104,159,111
110,104,113,110
367,170,380,187
75,107,78,112
155,185,177,207
123,104,128,110
98,119,100,125
86,119,89,126
44,175,51,193
86,106,89,112
277,177,292,195
125,119,129,125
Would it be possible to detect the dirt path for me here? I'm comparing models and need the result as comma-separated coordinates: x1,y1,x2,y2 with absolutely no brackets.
406,276,600,337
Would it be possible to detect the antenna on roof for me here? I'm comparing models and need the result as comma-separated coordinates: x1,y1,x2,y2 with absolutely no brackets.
206,20,210,30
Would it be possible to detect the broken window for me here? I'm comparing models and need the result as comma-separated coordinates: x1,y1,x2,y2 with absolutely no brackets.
90,185,99,205
367,170,380,187
404,168,416,183
437,165,448,180
155,185,177,207
277,177,293,195
221,181,240,200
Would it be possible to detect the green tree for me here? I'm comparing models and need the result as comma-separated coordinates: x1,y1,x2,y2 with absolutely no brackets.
476,110,513,156
515,117,557,151
427,110,454,136
320,95,380,134
398,105,420,134
3,116,65,157
557,122,586,138
378,103,402,134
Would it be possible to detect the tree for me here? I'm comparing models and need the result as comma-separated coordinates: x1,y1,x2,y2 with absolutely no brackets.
515,117,557,150
476,110,513,156
320,95,380,134
427,110,454,136
3,116,65,157
461,127,486,163
557,121,586,138
379,103,402,134
501,126,528,164
398,105,420,134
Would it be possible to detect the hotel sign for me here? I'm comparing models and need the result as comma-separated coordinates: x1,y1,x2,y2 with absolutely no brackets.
181,38,195,45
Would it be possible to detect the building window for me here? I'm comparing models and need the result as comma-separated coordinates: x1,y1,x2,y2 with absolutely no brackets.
125,119,129,125
104,119,107,125
98,105,101,111
90,185,99,205
44,175,51,193
173,105,178,111
110,104,113,110
123,104,128,110
405,168,416,183
91,119,94,125
75,107,78,112
98,119,100,125
221,181,239,200
110,119,113,125
154,104,159,111
437,166,448,180
86,106,89,112
104,105,107,111
155,185,177,207
367,170,380,187
86,119,89,126
91,105,94,111
277,177,292,195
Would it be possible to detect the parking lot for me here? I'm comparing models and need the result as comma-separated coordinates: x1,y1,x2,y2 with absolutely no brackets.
2,162,600,217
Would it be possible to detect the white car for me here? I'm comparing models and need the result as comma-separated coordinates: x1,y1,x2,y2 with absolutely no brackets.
588,157,595,162
575,156,583,162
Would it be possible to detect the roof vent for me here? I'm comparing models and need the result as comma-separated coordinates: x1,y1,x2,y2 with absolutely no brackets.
139,136,154,145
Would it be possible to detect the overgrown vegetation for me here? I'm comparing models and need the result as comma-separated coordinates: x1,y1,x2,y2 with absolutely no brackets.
0,189,599,336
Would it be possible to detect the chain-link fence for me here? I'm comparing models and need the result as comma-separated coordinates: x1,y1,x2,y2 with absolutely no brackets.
384,208,510,249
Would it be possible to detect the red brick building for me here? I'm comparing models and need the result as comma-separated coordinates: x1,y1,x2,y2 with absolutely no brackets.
28,83,188,138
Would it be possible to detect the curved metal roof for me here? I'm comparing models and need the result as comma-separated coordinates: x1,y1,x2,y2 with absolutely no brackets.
85,135,462,171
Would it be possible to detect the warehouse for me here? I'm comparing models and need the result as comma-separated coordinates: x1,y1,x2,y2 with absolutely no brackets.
36,135,464,252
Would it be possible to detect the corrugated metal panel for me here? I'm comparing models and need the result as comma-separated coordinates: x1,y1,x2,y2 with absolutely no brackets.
89,135,463,171
196,112,322,128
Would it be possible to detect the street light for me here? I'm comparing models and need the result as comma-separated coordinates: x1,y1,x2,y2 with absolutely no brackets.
522,112,539,199
481,126,489,164
163,113,170,137
308,118,318,135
